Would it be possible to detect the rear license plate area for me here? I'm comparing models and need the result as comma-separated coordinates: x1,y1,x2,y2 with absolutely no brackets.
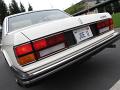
73,26,93,44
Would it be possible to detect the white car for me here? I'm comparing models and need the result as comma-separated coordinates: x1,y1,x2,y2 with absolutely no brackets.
1,9,120,86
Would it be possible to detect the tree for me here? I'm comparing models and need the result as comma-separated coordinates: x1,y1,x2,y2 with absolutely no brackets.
64,1,85,14
105,4,113,14
28,3,33,11
97,6,105,13
96,0,100,4
9,0,21,15
20,2,25,12
112,0,120,13
0,0,9,25
9,4,13,15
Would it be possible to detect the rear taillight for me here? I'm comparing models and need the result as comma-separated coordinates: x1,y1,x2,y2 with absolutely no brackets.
14,33,67,66
97,18,114,30
33,33,66,58
109,19,114,30
47,33,65,46
33,39,47,51
33,33,65,51
14,43,36,65
15,43,33,56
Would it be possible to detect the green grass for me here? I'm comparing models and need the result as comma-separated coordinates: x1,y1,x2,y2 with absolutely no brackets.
112,13,120,28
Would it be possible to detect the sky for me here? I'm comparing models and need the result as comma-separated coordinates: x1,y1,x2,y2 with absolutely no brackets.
4,0,82,11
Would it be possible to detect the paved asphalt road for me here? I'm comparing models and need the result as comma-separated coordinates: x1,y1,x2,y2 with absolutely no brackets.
0,31,120,90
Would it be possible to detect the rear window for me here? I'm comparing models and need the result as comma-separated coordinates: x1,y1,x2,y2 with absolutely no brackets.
8,10,70,32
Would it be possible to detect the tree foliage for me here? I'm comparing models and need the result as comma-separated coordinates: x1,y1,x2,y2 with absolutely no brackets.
20,2,25,12
96,0,100,4
9,0,21,15
0,0,8,25
97,6,105,13
64,1,85,15
28,3,33,11
112,0,120,13
105,4,113,14
0,0,34,25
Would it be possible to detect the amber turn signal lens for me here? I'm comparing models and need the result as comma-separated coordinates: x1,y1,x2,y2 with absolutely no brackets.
18,53,36,65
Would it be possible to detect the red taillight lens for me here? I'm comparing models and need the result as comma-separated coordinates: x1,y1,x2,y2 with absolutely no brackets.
33,39,47,50
109,19,114,30
105,19,110,26
15,43,33,56
47,33,65,46
33,33,65,50
109,18,113,25
97,18,114,30
97,22,106,29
